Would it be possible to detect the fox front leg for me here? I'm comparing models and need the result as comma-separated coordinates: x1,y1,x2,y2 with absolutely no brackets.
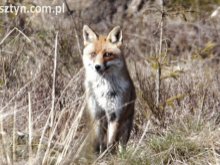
106,112,120,153
94,117,107,154
88,95,107,154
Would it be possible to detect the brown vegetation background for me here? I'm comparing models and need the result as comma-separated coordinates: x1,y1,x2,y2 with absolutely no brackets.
0,0,220,164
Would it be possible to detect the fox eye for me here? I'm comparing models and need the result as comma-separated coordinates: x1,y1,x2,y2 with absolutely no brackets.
104,52,113,57
90,52,96,57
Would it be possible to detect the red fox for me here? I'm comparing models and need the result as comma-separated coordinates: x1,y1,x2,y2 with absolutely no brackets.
82,25,136,153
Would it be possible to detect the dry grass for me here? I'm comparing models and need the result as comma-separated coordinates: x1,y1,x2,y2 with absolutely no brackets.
0,0,220,164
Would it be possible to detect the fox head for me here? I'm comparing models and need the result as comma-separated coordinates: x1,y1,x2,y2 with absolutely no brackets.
82,25,124,75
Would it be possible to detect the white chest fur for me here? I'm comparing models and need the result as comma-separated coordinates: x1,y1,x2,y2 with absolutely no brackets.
91,74,129,113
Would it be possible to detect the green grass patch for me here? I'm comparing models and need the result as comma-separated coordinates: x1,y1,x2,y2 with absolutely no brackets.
149,130,202,164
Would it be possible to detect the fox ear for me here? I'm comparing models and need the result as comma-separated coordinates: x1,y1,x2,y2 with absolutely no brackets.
83,25,98,46
107,26,123,46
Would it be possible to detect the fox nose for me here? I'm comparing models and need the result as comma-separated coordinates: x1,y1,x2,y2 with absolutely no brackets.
95,65,101,71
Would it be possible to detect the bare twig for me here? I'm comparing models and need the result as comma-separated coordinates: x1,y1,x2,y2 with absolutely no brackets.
63,0,74,15
156,0,165,108
63,0,82,56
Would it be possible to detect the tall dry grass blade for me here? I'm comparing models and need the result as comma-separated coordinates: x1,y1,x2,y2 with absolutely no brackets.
36,110,51,161
0,27,31,45
56,99,79,142
72,132,91,161
132,120,150,157
211,143,220,164
42,106,70,164
12,103,17,163
73,24,82,56
54,68,84,110
156,0,165,108
197,89,206,127
0,116,6,164
28,92,33,164
92,146,114,165
62,100,85,154
0,113,11,164
0,75,40,114
55,99,86,165
50,31,59,127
